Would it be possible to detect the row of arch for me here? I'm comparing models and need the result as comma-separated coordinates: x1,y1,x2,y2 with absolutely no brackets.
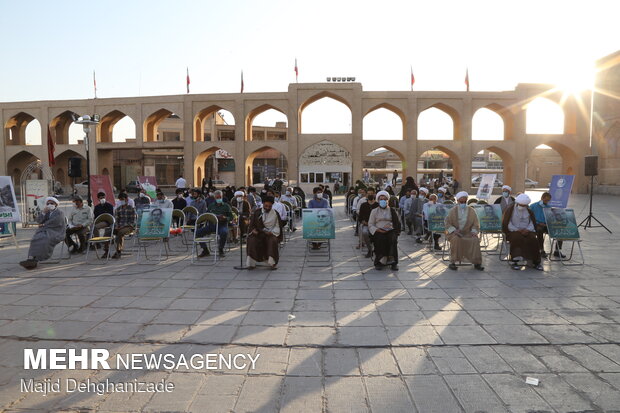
4,96,568,146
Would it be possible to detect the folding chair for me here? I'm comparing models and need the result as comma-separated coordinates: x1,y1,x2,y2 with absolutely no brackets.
136,235,169,263
191,213,219,264
226,206,240,252
306,238,331,267
548,237,584,266
85,213,116,265
0,222,18,248
167,209,188,252
181,206,199,245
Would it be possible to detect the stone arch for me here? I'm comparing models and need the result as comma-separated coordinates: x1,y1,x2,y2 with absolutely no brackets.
418,103,461,140
98,110,136,143
473,146,515,188
529,140,579,178
50,110,79,145
363,104,406,140
245,104,288,141
299,91,352,134
364,145,407,183
193,105,236,142
418,145,461,184
7,151,40,186
144,108,181,142
194,147,236,186
472,105,513,140
526,97,564,134
245,146,289,186
4,112,41,146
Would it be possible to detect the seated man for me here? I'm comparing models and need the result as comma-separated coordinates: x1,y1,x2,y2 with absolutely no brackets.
494,185,515,213
445,192,484,271
351,188,366,236
134,188,151,211
308,187,330,249
410,187,429,243
197,190,232,257
530,192,564,258
423,193,443,251
402,189,417,235
230,190,251,240
93,191,114,239
368,191,401,270
280,187,298,231
246,196,282,270
65,196,93,253
153,190,174,209
502,193,543,271
186,188,206,225
105,193,137,259
20,197,66,270
358,192,378,258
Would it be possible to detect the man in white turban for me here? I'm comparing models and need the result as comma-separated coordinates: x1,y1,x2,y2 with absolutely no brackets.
444,191,484,270
494,185,515,212
369,191,401,270
502,193,543,270
20,197,66,270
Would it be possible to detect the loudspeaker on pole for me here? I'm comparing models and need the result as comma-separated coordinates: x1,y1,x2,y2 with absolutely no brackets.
584,155,598,177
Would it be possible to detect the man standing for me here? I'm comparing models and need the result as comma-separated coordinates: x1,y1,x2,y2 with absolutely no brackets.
65,196,93,253
392,169,399,187
494,185,515,212
445,192,484,271
175,174,187,190
19,197,66,270
106,193,136,259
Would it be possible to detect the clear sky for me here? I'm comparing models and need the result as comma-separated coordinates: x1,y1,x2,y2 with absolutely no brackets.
2,0,617,143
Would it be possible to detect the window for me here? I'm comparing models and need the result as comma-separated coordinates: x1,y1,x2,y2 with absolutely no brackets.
203,132,211,142
218,131,235,141
301,173,309,183
316,173,324,183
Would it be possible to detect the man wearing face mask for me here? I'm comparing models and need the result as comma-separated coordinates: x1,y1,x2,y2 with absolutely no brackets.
502,193,543,270
246,196,282,270
231,190,251,239
423,194,444,251
134,188,151,211
358,191,379,258
187,188,206,225
308,187,329,209
93,192,114,242
65,196,93,254
172,188,187,210
409,187,429,243
196,190,233,257
494,185,515,213
350,189,366,236
529,192,564,258
368,191,401,270
437,187,448,204
19,197,66,269
153,190,173,209
402,189,417,235
445,192,484,271
266,190,287,222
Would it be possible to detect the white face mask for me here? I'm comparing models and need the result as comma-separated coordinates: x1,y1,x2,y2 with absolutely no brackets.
236,196,243,202
517,205,526,211
419,194,425,199
316,193,323,199
47,204,57,211
139,193,145,198
285,191,291,196
99,198,106,204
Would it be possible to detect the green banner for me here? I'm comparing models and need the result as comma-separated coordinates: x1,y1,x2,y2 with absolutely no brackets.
472,204,502,232
427,204,454,232
139,207,173,238
302,208,335,239
544,208,580,240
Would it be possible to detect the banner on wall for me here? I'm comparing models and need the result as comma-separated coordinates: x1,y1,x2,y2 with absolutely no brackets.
137,176,158,199
0,176,21,223
302,208,335,239
24,179,52,225
89,175,115,205
548,175,574,208
476,173,496,200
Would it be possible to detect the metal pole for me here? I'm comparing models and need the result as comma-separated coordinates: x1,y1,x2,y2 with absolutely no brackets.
85,129,92,206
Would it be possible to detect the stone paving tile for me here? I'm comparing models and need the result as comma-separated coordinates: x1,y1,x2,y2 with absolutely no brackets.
483,373,555,413
279,376,323,413
444,374,509,413
405,375,462,413
325,376,369,412
428,347,476,374
364,376,416,413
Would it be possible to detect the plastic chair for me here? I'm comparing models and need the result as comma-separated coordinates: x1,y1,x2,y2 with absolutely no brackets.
191,213,219,264
85,213,116,264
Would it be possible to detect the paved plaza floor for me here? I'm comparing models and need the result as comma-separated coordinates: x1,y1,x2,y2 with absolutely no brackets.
0,191,619,412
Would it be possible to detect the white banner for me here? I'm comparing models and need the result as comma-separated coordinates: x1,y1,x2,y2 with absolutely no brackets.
0,176,21,223
25,180,52,224
476,173,496,200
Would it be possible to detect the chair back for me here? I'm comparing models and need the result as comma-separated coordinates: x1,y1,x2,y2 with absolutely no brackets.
183,205,199,219
281,200,293,210
477,200,488,205
231,206,239,215
172,209,185,227
194,213,218,241
90,213,116,238
443,200,455,205
294,195,302,206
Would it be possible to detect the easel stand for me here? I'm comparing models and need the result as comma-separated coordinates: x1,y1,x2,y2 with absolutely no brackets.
234,230,249,270
578,176,612,233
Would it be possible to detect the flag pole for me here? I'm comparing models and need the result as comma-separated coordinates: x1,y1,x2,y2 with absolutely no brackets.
93,70,97,99
295,58,298,83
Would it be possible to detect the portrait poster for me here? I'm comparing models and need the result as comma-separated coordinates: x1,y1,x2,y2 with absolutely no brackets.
302,208,335,239
544,208,580,240
89,175,115,205
476,173,496,200
0,222,16,237
427,203,454,232
138,207,172,238
548,175,574,208
137,176,158,200
24,179,52,225
0,176,21,223
472,203,502,232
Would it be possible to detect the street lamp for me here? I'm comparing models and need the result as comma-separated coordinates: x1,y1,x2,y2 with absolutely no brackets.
74,114,100,207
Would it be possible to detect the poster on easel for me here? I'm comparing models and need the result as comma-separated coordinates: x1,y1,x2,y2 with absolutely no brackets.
427,204,455,232
476,173,496,200
0,176,21,224
137,176,158,200
472,203,502,232
25,179,52,225
544,208,580,240
138,207,172,238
